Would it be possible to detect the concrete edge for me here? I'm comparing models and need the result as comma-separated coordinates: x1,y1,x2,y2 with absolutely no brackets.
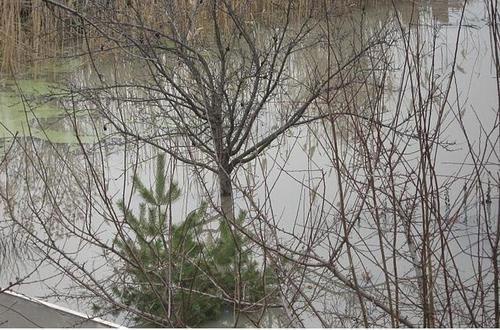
2,290,125,328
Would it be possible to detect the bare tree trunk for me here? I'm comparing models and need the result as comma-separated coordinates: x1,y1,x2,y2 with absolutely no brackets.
218,162,234,222
213,111,240,323
211,105,235,222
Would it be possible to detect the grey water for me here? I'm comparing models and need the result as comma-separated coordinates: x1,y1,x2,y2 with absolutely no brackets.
0,0,498,327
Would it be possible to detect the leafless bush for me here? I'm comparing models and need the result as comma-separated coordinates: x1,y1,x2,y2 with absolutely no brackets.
0,0,498,327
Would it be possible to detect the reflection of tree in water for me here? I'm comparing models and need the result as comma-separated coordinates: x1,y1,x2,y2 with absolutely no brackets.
0,135,109,289
1,138,84,236
342,0,466,25
431,0,466,24
0,0,496,327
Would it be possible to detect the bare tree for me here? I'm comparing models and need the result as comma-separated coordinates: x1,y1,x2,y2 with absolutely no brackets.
0,0,498,328
40,0,376,223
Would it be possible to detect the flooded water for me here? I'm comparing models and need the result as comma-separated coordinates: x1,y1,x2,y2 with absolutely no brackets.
0,0,498,327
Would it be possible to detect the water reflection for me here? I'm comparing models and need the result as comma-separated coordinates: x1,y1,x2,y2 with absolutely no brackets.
356,0,466,25
0,0,497,327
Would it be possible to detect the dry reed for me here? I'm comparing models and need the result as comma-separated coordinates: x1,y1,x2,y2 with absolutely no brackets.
0,0,355,74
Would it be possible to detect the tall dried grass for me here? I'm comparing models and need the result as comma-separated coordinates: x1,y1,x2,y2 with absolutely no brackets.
0,0,84,73
0,0,344,73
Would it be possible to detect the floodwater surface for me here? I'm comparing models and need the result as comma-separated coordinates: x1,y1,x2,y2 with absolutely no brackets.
0,0,498,327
